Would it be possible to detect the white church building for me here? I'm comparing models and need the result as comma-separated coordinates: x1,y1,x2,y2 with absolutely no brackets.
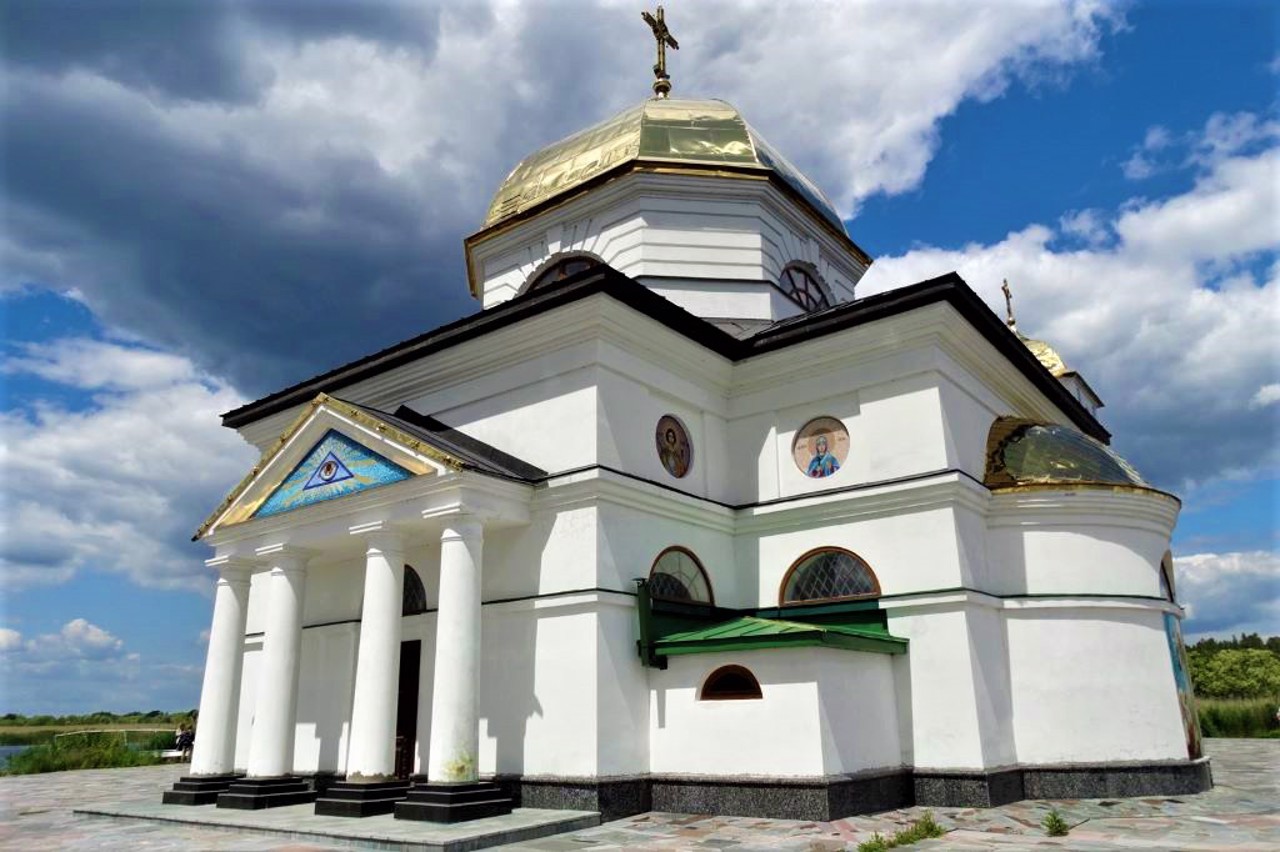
164,80,1208,822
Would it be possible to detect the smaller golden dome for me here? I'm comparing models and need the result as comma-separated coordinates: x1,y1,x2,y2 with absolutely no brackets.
1020,334,1068,377
985,417,1147,489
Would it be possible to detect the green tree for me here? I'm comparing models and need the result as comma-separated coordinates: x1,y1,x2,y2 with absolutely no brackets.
1189,648,1280,699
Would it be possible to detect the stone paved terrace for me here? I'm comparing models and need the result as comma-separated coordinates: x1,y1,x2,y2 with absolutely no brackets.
0,739,1275,850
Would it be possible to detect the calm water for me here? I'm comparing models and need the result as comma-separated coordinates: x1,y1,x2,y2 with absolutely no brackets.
0,745,30,768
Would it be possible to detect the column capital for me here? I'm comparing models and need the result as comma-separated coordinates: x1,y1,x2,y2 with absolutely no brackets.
254,543,311,573
440,513,483,544
349,521,405,554
205,556,253,584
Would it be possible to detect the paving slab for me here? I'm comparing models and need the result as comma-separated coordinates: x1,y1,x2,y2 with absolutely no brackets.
1,739,1276,850
77,799,600,852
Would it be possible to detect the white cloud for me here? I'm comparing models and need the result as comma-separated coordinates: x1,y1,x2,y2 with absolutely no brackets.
1175,551,1280,639
1122,111,1278,181
0,337,256,591
0,616,199,713
1251,384,1280,409
1122,125,1171,179
1192,111,1280,167
4,338,198,391
0,628,22,653
23,618,125,661
859,112,1279,491
1059,209,1111,246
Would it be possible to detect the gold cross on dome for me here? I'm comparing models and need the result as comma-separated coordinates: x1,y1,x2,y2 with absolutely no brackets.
641,5,679,98
1001,278,1018,332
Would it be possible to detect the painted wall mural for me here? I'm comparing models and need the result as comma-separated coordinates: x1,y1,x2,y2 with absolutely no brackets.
655,414,693,478
793,416,849,478
255,429,413,518
1163,612,1204,760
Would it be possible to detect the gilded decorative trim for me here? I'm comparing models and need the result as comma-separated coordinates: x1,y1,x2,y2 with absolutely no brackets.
988,481,1181,504
193,393,467,540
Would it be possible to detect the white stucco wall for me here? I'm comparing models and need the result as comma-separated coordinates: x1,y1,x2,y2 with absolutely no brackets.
479,600,601,777
1005,606,1188,763
648,648,900,777
233,639,261,771
470,173,867,316
986,490,1179,597
292,623,357,774
886,605,992,771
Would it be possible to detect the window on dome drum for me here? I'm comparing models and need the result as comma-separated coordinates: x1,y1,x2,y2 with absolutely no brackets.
779,264,831,312
403,565,428,616
648,546,713,604
526,255,601,292
780,548,880,605
700,665,763,700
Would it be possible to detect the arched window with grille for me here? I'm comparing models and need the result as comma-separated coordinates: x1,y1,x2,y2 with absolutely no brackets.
778,263,832,312
524,253,602,294
700,665,763,700
403,565,428,616
779,547,879,605
648,546,714,605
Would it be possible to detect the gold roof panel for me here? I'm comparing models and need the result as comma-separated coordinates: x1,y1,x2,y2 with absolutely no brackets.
985,417,1148,489
1021,335,1068,377
483,98,846,232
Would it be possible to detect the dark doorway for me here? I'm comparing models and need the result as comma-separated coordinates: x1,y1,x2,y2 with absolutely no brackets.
395,640,421,779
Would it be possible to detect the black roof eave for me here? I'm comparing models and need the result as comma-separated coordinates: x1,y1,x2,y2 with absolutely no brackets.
222,268,1109,443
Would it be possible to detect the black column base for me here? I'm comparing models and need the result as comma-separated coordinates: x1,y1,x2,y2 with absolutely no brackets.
216,776,317,810
394,778,514,823
162,773,243,805
314,779,411,817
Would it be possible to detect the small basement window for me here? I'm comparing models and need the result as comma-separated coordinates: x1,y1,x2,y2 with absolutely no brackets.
699,665,763,700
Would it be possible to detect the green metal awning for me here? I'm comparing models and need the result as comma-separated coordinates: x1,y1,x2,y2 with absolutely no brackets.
653,615,907,657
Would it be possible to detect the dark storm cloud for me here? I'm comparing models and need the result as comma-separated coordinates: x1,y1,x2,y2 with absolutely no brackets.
2,70,474,392
0,0,645,397
2,0,442,103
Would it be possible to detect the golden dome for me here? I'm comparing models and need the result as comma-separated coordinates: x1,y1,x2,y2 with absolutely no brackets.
984,417,1147,489
1020,334,1068,377
483,97,846,233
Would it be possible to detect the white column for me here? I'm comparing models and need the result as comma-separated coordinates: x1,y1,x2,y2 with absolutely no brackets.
246,548,308,778
189,558,252,776
345,529,405,781
427,516,484,784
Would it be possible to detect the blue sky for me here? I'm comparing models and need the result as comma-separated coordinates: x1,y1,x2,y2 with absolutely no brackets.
1,0,1276,714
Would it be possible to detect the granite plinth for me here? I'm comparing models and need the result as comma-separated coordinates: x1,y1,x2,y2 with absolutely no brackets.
395,779,515,823
161,773,241,805
314,778,411,817
216,775,316,810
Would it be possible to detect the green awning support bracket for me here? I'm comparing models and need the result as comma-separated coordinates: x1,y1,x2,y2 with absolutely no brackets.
635,578,668,669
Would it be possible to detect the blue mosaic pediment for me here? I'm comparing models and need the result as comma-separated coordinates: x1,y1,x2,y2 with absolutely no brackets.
254,430,413,518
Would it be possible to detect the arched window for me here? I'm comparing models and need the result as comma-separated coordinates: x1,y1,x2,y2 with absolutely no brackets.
778,263,831,312
525,254,602,293
780,547,880,605
700,665,763,700
403,565,427,616
648,546,714,605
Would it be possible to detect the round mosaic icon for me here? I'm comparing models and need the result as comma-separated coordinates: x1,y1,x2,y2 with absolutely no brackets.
793,416,849,479
655,414,693,478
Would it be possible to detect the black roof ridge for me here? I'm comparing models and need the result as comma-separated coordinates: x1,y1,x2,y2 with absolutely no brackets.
223,267,1108,443
336,398,547,482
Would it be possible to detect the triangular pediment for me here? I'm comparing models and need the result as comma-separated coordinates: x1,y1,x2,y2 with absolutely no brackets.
198,394,467,538
254,430,412,519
